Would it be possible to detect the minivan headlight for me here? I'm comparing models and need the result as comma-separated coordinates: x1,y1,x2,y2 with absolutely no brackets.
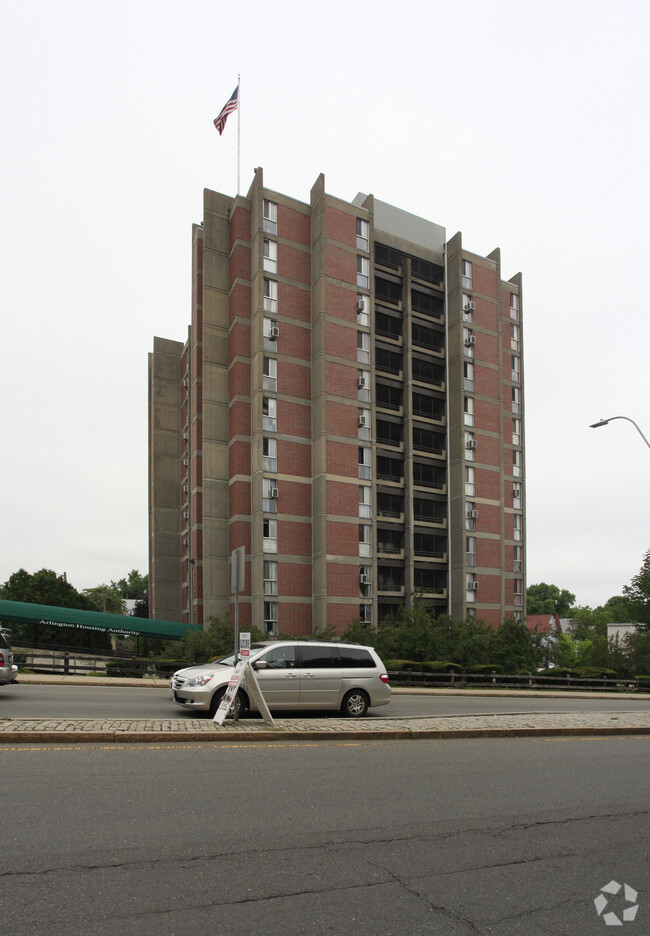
186,673,214,687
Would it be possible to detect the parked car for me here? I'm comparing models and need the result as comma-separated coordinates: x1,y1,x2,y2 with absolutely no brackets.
170,640,391,718
0,629,18,686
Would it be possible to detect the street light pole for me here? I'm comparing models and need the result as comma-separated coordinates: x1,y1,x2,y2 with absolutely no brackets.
589,416,650,449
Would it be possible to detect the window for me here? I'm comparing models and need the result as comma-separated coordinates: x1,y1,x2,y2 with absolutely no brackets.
512,386,521,414
465,431,475,461
359,523,372,558
462,293,474,323
464,396,474,427
263,238,277,273
513,483,522,510
463,327,475,358
264,600,278,634
357,294,369,327
358,446,371,480
513,449,522,478
512,417,521,447
356,218,369,251
511,355,520,383
263,396,277,432
357,331,370,365
462,259,472,289
359,485,372,518
514,545,523,573
263,560,278,596
359,604,372,624
513,513,522,542
263,278,278,314
466,572,478,602
464,360,474,390
466,536,477,567
510,322,520,351
263,198,277,235
360,565,372,597
262,437,277,473
465,502,476,532
357,369,370,401
514,578,523,606
357,256,369,288
358,407,371,440
465,465,475,496
264,317,279,347
510,293,520,320
263,477,278,513
263,519,277,553
263,357,277,392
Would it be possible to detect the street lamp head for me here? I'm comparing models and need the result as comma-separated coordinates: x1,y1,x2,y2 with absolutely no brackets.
589,419,610,428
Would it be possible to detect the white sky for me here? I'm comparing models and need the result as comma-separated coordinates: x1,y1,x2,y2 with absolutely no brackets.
1,0,649,608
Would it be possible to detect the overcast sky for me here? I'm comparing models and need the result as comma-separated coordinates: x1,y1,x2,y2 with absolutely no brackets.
1,0,648,609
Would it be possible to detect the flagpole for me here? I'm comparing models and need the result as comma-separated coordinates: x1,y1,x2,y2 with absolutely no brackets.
237,74,241,195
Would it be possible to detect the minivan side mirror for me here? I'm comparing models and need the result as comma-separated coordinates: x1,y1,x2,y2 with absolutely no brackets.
253,660,267,670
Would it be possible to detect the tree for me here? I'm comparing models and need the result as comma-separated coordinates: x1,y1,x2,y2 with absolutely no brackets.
112,570,148,601
622,548,650,627
526,582,576,617
82,584,126,615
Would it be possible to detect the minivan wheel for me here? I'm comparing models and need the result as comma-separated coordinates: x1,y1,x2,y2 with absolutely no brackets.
208,688,247,719
341,690,369,718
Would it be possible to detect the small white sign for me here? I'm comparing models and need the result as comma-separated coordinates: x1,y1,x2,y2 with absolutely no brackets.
240,632,251,658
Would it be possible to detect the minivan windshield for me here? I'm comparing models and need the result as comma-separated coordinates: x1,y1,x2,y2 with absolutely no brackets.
212,644,267,667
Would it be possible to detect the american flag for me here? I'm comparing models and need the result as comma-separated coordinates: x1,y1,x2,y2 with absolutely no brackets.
213,86,239,135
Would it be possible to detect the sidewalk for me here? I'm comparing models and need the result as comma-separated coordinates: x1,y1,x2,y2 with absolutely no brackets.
1,674,648,743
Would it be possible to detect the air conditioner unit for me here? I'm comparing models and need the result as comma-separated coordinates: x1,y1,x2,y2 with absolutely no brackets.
359,415,368,428
183,511,189,520
467,509,478,519
183,458,189,467
360,573,369,585
466,439,478,449
183,538,188,547
464,335,476,346
358,376,368,389
269,325,280,339
270,487,279,499
469,581,479,590
357,299,366,314
182,485,189,493
182,431,189,440
464,300,475,312
182,378,189,388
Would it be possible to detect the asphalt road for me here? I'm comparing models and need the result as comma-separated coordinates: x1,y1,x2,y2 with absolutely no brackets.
2,736,648,935
1,682,649,720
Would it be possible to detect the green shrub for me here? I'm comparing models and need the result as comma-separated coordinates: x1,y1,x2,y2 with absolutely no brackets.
385,660,424,672
421,661,464,674
465,663,505,675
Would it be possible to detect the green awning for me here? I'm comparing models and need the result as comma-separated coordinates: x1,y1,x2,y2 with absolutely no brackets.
0,599,200,641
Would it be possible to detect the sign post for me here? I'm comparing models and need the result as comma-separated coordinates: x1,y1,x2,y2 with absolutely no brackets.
230,547,245,721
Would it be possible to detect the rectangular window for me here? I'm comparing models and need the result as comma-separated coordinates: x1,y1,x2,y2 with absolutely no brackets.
360,565,372,598
513,449,522,478
464,360,474,391
510,323,520,351
262,477,278,513
359,485,372,518
357,294,369,327
263,519,278,553
357,331,370,364
356,218,369,251
358,407,371,440
463,327,475,358
465,465,475,496
511,355,520,383
466,572,478,602
263,238,277,273
466,535,477,567
465,431,476,461
514,578,523,605
264,600,278,634
263,560,278,596
359,603,372,624
262,437,277,473
359,523,372,558
512,386,521,414
263,199,277,235
510,293,520,320
462,293,474,323
263,396,277,432
513,483,522,510
358,446,371,480
513,513,522,541
357,256,369,288
465,502,476,531
462,259,472,289
464,396,474,427
264,316,279,345
358,369,370,401
512,417,521,447
514,545,523,573
262,357,277,392
263,278,278,314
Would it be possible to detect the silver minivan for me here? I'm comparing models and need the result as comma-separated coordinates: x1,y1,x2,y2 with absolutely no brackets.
170,641,391,718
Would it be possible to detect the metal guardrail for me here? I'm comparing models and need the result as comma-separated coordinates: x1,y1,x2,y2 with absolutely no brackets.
387,671,647,692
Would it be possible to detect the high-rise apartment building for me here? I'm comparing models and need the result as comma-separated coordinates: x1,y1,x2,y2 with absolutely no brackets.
148,170,525,634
